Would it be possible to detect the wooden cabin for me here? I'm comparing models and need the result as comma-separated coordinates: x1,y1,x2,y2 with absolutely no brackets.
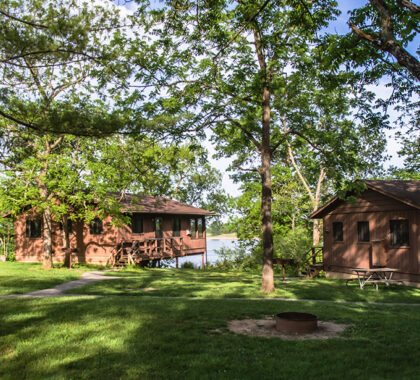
310,180,420,283
14,194,213,266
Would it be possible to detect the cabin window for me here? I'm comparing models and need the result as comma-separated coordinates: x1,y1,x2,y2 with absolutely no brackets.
357,221,370,242
172,217,181,237
390,219,409,246
89,218,103,235
197,217,204,238
59,219,73,234
26,219,42,238
154,217,163,239
333,222,343,242
131,214,143,234
190,218,197,239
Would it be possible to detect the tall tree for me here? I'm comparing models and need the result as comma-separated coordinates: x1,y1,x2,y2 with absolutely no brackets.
129,0,386,292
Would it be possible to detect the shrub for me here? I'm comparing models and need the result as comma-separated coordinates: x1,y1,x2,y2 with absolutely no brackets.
181,261,194,269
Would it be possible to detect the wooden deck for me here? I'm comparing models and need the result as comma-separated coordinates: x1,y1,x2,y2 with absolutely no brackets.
107,237,196,267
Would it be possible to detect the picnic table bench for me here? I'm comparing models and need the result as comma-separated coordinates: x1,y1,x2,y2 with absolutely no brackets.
346,268,404,291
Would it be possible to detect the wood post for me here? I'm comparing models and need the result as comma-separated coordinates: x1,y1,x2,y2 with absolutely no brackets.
202,253,205,269
176,257,179,268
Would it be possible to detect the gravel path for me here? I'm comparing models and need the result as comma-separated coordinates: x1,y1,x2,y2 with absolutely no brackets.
0,271,121,298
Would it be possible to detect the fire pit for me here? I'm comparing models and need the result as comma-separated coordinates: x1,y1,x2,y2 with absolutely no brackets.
275,312,318,334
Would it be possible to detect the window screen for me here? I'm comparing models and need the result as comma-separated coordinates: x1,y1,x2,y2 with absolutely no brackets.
197,218,203,238
357,221,370,242
59,219,72,234
26,219,42,238
172,217,181,237
390,219,409,246
190,218,196,239
154,217,163,239
131,214,143,234
333,222,343,242
89,218,103,235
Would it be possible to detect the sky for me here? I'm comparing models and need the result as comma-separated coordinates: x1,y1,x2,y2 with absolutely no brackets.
114,0,419,197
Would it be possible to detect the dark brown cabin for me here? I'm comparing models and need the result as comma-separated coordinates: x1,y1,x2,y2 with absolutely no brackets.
310,180,420,283
14,194,213,266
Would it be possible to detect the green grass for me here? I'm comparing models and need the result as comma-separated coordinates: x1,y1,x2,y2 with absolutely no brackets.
1,296,420,379
67,268,420,304
0,262,101,295
2,263,420,378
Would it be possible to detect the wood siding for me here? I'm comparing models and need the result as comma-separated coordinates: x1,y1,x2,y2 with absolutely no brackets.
14,214,207,265
322,190,420,280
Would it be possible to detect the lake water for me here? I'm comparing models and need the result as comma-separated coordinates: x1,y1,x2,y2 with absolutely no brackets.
171,238,239,268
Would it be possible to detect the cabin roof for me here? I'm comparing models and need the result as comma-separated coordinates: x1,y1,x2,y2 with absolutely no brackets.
310,180,420,219
112,193,215,216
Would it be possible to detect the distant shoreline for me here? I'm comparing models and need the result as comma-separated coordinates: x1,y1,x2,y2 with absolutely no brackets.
207,234,238,240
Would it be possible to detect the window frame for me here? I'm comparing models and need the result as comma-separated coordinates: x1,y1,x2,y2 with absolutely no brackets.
190,218,197,239
59,219,73,235
197,217,204,239
332,222,343,242
89,217,103,235
154,216,163,239
26,219,42,239
357,221,370,243
130,214,143,234
172,216,181,237
390,219,409,247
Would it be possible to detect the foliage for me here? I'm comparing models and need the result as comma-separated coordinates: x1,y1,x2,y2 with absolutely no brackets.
180,261,194,269
0,0,131,135
213,245,260,272
274,227,313,261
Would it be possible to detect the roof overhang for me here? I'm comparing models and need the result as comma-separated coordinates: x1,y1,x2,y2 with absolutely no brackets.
309,180,420,219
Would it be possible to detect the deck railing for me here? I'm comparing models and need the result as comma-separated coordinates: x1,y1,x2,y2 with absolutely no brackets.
107,237,186,266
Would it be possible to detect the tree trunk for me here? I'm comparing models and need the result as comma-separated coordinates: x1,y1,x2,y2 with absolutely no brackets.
260,88,274,293
42,207,53,269
313,218,321,246
62,216,72,268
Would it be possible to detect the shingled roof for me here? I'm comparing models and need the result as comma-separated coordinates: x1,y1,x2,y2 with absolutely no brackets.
310,180,420,219
113,193,214,216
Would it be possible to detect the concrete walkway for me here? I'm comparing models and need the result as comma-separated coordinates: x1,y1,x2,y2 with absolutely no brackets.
0,271,121,299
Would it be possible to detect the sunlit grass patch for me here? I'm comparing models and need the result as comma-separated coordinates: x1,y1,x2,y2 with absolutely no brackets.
73,268,420,304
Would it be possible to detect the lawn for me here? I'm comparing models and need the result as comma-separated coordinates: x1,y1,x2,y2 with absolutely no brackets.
68,268,420,304
1,296,420,379
0,262,100,295
1,263,420,379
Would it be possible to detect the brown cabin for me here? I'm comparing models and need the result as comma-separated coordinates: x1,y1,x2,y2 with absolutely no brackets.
14,194,213,266
310,180,420,283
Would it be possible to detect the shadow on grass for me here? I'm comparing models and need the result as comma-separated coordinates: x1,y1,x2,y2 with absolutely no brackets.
1,296,420,379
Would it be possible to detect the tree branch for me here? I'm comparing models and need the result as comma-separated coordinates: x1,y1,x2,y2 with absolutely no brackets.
224,115,262,151
0,9,48,29
397,0,420,14
214,0,272,59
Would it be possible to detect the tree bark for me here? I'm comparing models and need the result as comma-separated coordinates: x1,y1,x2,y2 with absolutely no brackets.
260,87,275,294
42,206,53,269
313,219,321,246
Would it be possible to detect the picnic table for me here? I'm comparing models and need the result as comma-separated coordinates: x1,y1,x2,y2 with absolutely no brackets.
347,268,403,290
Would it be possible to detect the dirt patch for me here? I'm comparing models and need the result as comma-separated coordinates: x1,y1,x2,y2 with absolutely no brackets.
227,317,350,340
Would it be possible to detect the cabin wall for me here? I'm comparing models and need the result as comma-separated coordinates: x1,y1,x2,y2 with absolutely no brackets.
322,190,420,281
14,213,207,265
